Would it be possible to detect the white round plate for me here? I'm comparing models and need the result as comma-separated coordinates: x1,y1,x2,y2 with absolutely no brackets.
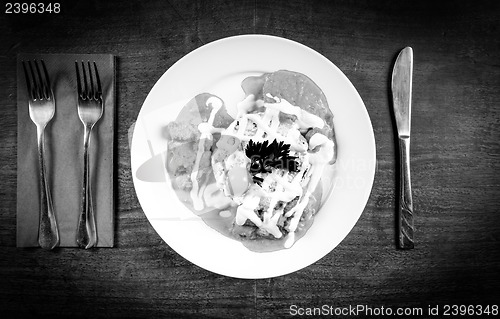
131,35,376,279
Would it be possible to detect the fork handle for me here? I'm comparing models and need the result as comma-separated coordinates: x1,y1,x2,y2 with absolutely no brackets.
36,126,59,250
398,136,414,249
77,125,97,249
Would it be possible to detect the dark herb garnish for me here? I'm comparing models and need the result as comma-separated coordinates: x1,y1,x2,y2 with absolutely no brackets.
245,139,299,177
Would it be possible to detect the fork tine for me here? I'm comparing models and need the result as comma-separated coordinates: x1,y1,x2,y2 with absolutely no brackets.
27,60,39,100
75,61,82,97
40,60,51,100
87,61,94,100
22,61,34,100
81,61,88,99
34,59,45,100
93,61,102,98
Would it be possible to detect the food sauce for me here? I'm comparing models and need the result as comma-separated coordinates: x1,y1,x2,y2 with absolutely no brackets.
165,73,335,252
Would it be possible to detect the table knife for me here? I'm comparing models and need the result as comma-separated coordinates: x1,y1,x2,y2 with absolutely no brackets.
391,47,414,249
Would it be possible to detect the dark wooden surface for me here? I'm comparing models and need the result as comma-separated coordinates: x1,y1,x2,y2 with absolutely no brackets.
1,0,499,317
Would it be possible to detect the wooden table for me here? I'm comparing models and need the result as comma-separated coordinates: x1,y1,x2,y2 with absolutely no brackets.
1,0,499,317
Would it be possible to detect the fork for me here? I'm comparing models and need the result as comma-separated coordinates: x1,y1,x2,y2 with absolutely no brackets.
22,60,60,250
75,61,103,249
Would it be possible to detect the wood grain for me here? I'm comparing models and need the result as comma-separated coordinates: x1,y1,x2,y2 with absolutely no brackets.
1,0,499,317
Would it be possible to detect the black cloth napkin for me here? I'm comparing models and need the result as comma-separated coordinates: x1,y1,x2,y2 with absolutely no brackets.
17,53,115,247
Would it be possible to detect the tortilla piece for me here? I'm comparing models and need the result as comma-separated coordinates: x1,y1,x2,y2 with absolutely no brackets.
264,71,334,141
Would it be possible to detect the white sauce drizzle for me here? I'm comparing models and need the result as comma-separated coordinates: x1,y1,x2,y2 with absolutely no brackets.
190,96,223,210
225,94,323,152
265,94,325,130
283,133,334,248
203,183,233,209
235,188,264,227
226,94,333,247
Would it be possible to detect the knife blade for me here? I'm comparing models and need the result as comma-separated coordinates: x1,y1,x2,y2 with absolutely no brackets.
391,47,414,249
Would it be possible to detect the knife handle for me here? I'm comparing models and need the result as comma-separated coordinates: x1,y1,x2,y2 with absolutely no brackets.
398,136,414,249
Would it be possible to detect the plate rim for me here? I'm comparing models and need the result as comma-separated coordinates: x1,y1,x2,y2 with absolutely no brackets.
131,34,376,279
